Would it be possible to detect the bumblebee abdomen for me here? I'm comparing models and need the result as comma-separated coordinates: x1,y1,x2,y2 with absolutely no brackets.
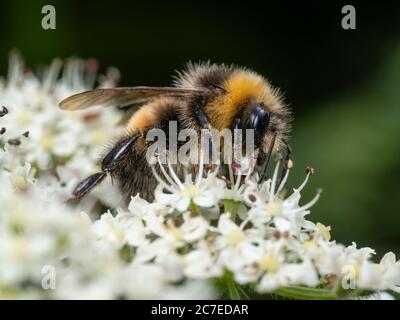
126,97,185,134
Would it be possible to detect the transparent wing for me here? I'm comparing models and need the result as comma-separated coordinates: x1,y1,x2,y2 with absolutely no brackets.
59,86,203,110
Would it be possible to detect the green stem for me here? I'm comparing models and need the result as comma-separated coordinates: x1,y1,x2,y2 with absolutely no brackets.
190,201,199,215
225,272,250,300
223,199,240,222
334,277,375,299
274,286,336,300
236,284,251,300
227,278,241,300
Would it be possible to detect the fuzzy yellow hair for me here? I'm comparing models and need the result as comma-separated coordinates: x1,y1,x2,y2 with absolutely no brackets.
205,70,282,130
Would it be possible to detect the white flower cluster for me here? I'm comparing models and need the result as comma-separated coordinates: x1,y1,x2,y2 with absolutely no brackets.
0,54,399,299
0,53,214,299
0,52,124,210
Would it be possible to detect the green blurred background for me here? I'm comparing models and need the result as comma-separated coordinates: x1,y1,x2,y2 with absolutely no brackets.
0,0,399,257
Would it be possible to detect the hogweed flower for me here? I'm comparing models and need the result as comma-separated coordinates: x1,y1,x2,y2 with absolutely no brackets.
0,51,123,208
0,53,399,300
152,153,223,212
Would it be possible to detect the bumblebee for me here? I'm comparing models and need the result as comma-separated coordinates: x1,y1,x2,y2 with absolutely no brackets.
59,62,292,202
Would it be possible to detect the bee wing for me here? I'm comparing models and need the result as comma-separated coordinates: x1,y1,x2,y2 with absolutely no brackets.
59,86,203,111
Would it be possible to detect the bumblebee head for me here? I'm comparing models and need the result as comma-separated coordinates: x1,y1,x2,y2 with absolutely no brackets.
176,62,292,155
218,70,292,154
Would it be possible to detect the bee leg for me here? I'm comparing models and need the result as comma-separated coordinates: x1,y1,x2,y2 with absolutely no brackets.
101,132,142,172
71,172,106,199
258,132,277,184
70,132,142,201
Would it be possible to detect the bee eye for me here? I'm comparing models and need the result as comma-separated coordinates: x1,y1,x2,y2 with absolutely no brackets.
249,105,270,138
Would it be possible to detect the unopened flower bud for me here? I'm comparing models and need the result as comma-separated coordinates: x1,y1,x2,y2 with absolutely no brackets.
285,159,293,169
8,138,21,146
0,106,8,117
306,166,315,175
